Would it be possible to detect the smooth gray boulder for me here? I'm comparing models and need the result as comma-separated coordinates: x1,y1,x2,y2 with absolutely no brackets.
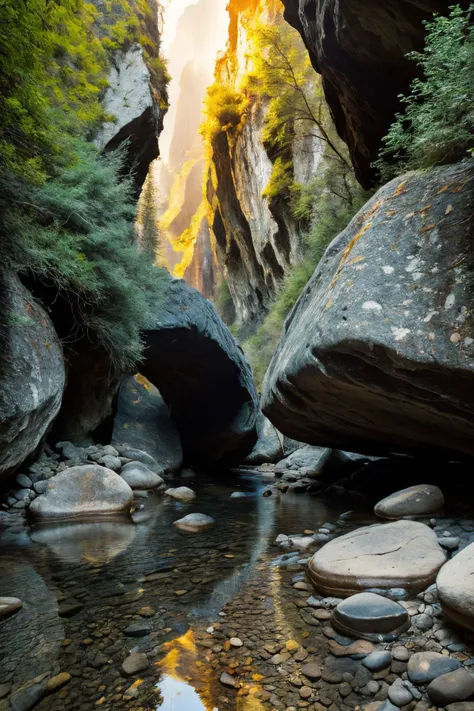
112,374,183,473
308,520,445,597
438,542,474,631
332,592,409,641
0,272,65,481
120,461,164,490
262,163,474,459
141,278,258,466
427,668,474,706
245,412,283,464
375,484,444,519
28,465,133,520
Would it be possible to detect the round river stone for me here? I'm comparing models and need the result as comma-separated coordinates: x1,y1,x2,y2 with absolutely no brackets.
332,592,409,641
374,484,444,519
28,465,133,520
173,513,215,532
307,520,446,597
120,461,164,490
438,541,474,631
408,652,461,685
165,486,196,502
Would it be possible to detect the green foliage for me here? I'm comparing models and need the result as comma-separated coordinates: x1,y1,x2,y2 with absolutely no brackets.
376,4,474,178
0,0,170,371
3,142,167,370
200,84,248,144
261,157,293,203
244,161,369,388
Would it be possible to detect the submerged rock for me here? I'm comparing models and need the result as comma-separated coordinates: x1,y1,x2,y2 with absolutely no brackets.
0,597,22,621
141,278,258,466
28,464,133,520
307,520,445,597
173,513,215,532
332,592,409,641
262,163,474,460
437,541,474,631
375,484,444,519
112,374,183,473
0,272,65,482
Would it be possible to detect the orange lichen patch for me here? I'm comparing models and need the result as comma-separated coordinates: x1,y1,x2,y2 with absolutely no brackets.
26,303,33,314
330,222,372,289
348,256,365,265
326,297,334,309
437,184,450,194
421,224,436,232
451,179,471,193
386,210,397,217
134,374,151,390
365,199,385,219
392,180,409,197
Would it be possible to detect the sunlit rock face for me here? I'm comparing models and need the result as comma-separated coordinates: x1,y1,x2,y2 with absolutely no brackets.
280,0,470,187
206,0,324,329
262,161,474,458
0,273,65,482
92,0,167,194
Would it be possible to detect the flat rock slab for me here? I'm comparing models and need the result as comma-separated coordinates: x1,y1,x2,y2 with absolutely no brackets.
408,651,461,685
427,668,474,706
173,513,215,533
438,541,474,631
307,520,445,597
332,592,409,641
120,461,164,490
375,484,444,519
165,487,196,502
28,465,133,520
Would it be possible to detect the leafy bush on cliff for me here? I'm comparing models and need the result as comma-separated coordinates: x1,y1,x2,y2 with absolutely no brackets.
3,143,167,370
377,4,474,178
200,84,248,143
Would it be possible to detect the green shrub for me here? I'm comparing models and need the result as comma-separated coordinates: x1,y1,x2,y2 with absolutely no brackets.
376,4,474,179
3,142,168,370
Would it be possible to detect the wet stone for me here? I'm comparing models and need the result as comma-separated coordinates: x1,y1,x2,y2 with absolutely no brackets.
123,620,152,637
10,683,46,711
388,678,413,706
427,668,474,706
122,652,149,676
300,663,321,681
408,651,461,685
332,592,409,641
363,651,392,672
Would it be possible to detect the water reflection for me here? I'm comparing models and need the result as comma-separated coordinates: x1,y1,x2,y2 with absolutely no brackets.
29,520,136,564
157,631,213,710
157,675,209,711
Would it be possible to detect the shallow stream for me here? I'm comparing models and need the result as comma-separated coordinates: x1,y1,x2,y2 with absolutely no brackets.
0,472,347,710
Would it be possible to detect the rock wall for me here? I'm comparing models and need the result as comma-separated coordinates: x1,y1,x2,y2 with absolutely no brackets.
206,0,324,329
281,0,470,188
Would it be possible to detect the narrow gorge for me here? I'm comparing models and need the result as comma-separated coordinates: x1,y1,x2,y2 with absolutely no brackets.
0,1,474,710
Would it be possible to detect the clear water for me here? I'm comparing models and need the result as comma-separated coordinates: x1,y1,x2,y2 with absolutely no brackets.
0,472,347,710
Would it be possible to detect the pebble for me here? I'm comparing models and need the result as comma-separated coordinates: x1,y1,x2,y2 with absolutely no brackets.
363,651,392,671
45,673,71,693
439,537,460,550
299,686,312,699
388,678,413,706
16,474,32,488
229,637,243,647
412,613,434,630
122,653,149,676
220,671,237,688
300,663,321,681
392,646,409,662
408,651,461,684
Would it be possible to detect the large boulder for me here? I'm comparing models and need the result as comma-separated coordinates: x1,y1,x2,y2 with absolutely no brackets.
262,163,474,460
281,0,470,187
245,412,283,464
112,374,182,472
307,520,445,597
28,464,133,520
375,484,444,520
0,273,65,482
141,278,258,466
437,542,474,631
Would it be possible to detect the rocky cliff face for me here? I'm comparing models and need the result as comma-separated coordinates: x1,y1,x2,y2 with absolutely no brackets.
93,0,167,195
281,0,470,188
206,0,324,329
